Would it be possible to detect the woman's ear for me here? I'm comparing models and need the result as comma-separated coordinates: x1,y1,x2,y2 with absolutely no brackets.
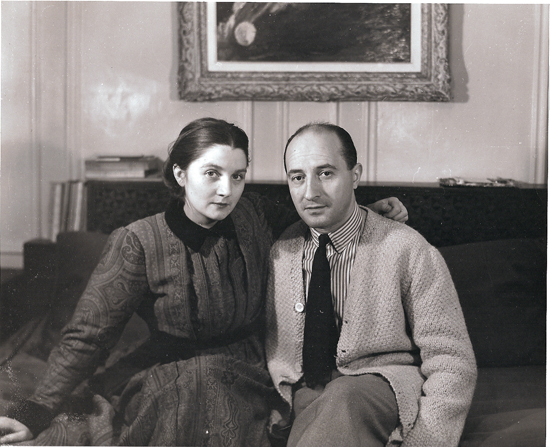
173,164,186,187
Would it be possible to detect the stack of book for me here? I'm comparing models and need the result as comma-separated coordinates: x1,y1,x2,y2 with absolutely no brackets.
84,155,162,179
48,180,86,241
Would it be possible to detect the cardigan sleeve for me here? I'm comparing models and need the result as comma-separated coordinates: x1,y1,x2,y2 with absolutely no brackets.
7,227,151,436
401,244,477,447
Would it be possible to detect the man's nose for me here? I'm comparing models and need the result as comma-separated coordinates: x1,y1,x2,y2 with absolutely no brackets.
304,177,321,200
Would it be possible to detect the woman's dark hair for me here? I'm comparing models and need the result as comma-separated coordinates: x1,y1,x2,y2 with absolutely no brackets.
163,117,249,198
283,122,358,172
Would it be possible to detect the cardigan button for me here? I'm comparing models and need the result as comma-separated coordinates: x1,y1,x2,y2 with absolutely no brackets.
294,303,305,313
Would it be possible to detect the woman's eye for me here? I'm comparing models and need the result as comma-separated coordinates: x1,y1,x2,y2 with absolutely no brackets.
233,173,245,181
206,170,218,177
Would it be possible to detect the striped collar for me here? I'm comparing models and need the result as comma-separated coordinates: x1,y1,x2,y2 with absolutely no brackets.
309,202,364,254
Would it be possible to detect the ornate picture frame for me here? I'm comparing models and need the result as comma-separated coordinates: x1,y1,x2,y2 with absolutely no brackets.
177,3,450,102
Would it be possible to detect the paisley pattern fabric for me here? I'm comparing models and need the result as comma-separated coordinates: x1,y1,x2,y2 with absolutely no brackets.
12,193,297,446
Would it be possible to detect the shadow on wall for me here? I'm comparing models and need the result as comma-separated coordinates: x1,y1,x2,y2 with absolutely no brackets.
449,4,469,103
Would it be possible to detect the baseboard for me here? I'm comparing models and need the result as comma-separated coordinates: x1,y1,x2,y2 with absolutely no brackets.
1,252,23,269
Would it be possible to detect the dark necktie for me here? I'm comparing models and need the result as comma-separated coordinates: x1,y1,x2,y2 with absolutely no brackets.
303,233,338,388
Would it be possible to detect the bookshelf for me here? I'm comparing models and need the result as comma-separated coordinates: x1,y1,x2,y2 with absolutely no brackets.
47,180,87,241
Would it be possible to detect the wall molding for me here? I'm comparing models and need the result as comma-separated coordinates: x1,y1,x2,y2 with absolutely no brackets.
237,101,254,177
66,1,83,180
31,2,42,237
280,102,290,180
362,102,378,182
330,102,339,125
530,4,549,184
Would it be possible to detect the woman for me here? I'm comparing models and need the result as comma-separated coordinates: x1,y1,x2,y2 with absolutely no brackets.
0,118,407,446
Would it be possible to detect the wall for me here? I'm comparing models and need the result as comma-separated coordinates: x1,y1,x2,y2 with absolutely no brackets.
2,2,548,267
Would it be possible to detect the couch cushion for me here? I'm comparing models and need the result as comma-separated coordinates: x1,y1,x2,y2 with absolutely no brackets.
468,366,545,417
460,365,546,447
460,407,545,447
438,238,546,367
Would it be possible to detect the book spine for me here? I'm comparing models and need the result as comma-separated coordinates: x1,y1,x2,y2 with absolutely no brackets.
60,182,71,233
72,181,85,231
67,180,85,231
49,182,64,241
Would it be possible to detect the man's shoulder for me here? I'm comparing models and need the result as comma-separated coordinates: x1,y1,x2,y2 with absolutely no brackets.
272,220,308,249
363,209,432,249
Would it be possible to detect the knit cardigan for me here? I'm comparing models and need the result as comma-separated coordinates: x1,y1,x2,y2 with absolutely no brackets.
266,208,477,446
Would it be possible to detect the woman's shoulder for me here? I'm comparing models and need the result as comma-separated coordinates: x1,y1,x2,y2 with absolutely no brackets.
232,192,265,223
106,212,167,254
238,191,262,210
125,211,166,234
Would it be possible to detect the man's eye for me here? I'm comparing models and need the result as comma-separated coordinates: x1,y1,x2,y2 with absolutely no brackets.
291,175,304,182
320,171,333,178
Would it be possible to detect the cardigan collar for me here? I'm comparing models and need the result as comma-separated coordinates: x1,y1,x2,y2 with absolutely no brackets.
164,198,237,252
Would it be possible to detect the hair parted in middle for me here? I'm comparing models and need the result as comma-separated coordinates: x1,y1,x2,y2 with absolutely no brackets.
162,117,250,198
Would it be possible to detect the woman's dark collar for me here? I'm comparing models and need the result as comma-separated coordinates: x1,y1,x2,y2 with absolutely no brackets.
165,198,236,251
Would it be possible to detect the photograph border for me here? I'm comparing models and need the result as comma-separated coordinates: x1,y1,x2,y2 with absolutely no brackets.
177,2,450,102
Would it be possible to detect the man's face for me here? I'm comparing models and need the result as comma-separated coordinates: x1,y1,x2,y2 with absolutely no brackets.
285,130,362,233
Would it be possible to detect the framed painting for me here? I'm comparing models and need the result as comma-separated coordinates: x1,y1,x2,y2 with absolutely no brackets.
177,3,450,102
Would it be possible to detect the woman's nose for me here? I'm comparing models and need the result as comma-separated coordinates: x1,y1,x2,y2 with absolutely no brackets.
217,176,232,196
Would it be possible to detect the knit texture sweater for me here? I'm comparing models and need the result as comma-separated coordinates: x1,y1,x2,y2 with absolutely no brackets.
266,208,477,446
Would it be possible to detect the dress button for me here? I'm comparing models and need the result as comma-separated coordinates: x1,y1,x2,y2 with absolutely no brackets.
294,302,305,313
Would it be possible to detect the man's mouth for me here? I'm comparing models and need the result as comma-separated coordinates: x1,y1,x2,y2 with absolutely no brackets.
304,204,326,211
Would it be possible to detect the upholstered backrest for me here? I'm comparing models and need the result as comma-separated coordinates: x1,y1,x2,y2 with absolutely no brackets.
439,238,546,367
86,180,547,248
48,231,110,331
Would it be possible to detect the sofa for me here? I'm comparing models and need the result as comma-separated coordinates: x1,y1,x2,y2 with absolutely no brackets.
0,182,546,446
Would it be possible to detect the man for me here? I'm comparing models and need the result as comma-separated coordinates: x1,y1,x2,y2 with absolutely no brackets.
266,123,477,446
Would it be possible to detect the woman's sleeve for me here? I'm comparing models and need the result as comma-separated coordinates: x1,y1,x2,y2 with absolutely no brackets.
244,192,299,240
7,227,151,435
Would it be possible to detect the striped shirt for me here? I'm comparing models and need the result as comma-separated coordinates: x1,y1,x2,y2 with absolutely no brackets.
303,203,366,329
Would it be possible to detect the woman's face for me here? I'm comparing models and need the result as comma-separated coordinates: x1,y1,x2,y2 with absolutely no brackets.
174,144,248,228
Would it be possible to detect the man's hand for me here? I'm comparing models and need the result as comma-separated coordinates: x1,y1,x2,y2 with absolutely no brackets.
367,197,409,223
0,417,33,445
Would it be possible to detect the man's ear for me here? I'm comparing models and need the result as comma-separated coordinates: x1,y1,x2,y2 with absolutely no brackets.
173,164,186,187
352,163,363,189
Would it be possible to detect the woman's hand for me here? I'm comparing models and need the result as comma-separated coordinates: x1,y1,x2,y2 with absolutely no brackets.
367,197,409,223
0,417,33,445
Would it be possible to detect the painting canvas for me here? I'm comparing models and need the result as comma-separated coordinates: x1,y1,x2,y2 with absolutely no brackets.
178,2,450,101
216,3,411,64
